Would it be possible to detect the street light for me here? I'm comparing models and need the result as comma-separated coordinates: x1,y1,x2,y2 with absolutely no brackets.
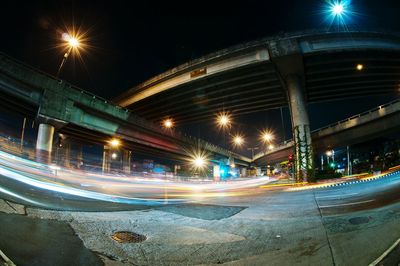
193,156,205,168
57,32,82,77
185,144,210,175
356,64,364,71
162,118,174,129
109,138,120,148
261,130,274,143
232,134,244,147
216,112,231,129
332,3,344,15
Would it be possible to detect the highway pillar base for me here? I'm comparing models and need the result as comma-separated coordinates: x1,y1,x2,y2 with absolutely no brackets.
287,75,314,181
102,146,111,173
35,123,55,164
122,150,131,174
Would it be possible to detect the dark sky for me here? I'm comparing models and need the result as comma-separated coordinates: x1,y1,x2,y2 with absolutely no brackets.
1,0,400,154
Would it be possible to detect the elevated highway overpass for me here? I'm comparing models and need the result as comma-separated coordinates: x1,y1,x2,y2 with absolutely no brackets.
253,98,400,165
0,53,251,168
114,28,400,123
114,28,400,180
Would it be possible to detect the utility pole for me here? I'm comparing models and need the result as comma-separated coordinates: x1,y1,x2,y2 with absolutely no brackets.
347,145,352,176
280,107,286,142
247,147,259,160
20,117,26,151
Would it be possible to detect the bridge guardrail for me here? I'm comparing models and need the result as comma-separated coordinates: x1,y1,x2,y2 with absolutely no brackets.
254,98,400,160
310,98,400,133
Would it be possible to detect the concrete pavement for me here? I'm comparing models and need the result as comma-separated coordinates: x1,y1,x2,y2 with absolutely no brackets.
1,173,400,265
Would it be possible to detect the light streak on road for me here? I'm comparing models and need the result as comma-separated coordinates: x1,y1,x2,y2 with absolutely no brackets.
0,150,272,208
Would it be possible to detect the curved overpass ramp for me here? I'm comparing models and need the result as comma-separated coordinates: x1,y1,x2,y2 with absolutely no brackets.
114,28,400,123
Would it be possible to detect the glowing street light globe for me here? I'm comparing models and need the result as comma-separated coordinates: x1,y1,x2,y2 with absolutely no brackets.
216,112,231,129
218,115,230,127
68,37,79,48
62,33,80,48
193,156,206,169
233,135,244,146
332,3,344,15
162,118,174,129
261,131,274,143
109,138,120,147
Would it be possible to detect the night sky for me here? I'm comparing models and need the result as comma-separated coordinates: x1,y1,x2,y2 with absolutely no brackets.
1,0,400,154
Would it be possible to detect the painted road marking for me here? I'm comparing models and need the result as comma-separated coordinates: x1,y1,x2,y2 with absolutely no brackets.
316,193,359,199
318,199,375,208
369,238,400,266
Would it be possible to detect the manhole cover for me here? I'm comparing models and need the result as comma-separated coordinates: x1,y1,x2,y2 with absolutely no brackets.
111,231,146,243
349,216,370,225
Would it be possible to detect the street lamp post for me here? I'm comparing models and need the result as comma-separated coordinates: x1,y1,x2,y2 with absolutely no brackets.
57,33,80,77
247,147,259,160
347,145,352,176
216,111,231,148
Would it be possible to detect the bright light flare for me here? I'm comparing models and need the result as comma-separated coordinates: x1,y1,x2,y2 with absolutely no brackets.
322,0,356,28
356,64,364,71
193,156,206,168
232,135,244,147
326,150,333,157
216,112,231,129
163,118,174,129
261,130,274,143
109,139,120,147
332,3,344,15
62,33,80,48
185,144,210,175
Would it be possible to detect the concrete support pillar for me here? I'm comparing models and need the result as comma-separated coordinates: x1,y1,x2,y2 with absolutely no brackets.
77,145,83,169
102,146,111,173
286,75,314,181
64,142,71,168
241,167,247,177
213,165,221,182
36,123,55,164
122,150,131,174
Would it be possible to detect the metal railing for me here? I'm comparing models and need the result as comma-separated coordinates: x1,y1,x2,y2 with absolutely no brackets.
254,97,400,160
311,98,400,134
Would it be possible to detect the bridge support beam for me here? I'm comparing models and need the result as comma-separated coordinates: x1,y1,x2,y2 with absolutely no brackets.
287,75,314,181
36,123,55,164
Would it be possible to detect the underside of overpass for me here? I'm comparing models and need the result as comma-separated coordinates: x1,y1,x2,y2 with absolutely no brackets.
114,29,400,124
113,28,400,180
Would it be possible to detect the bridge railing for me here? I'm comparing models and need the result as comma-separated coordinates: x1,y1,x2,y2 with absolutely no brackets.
310,98,400,134
254,97,400,160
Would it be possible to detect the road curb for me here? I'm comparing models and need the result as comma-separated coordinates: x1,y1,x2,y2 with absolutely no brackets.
287,170,400,191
